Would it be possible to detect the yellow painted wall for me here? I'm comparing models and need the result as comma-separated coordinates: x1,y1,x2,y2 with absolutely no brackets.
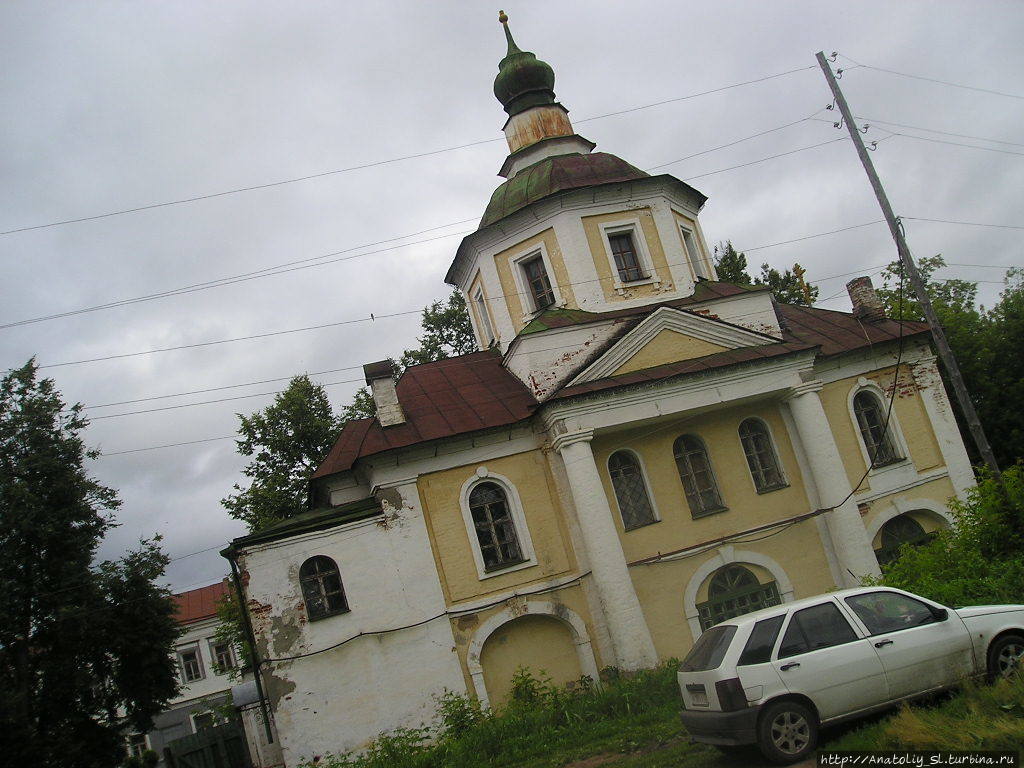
581,208,672,303
417,450,578,604
819,366,945,492
612,329,728,376
493,228,576,334
630,521,837,656
591,403,811,565
864,475,957,551
479,615,583,706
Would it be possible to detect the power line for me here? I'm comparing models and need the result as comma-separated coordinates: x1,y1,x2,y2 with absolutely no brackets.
852,117,1024,149
839,54,1024,101
901,217,1024,231
891,132,1024,157
37,310,423,369
0,65,816,238
102,435,238,456
678,137,848,180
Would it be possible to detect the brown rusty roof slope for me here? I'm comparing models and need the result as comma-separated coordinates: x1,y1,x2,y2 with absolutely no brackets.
313,349,538,478
552,303,930,401
173,581,229,626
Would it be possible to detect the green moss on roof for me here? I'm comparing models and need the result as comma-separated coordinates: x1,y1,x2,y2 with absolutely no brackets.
226,496,381,551
520,307,601,334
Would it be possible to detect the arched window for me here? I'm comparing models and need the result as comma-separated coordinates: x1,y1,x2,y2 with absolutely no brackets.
853,390,902,467
696,565,781,631
875,514,931,565
738,419,786,493
299,556,349,621
673,435,726,518
469,482,524,571
608,451,656,530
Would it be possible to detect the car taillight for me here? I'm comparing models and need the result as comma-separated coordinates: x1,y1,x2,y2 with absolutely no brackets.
715,678,748,712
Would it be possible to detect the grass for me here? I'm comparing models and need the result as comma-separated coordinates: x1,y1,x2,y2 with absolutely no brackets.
827,672,1024,751
301,662,720,768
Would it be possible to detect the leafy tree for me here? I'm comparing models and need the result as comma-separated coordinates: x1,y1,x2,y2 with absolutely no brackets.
713,241,817,305
398,290,477,368
0,360,179,768
713,241,752,284
222,375,341,532
339,385,376,422
984,269,1024,464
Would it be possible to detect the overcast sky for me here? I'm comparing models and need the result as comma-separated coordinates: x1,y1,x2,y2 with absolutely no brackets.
2,1,1022,593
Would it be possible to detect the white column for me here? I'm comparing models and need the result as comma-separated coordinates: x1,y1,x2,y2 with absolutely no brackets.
552,430,659,670
785,382,881,585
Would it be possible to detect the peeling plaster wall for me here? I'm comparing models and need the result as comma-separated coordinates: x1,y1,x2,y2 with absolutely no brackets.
238,489,466,766
504,321,623,400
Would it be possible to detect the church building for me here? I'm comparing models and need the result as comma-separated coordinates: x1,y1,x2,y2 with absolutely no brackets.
224,15,974,765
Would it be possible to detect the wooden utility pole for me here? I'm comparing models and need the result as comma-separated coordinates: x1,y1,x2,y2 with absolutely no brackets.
815,51,1000,478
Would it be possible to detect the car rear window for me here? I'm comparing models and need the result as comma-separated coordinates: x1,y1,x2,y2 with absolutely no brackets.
738,615,785,666
681,625,738,671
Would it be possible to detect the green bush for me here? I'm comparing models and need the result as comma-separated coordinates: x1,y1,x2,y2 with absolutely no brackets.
302,661,685,768
870,465,1024,606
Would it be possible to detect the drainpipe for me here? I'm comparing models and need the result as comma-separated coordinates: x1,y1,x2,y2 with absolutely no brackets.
224,548,275,745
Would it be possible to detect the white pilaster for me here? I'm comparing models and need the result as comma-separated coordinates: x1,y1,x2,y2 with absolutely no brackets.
552,429,658,670
911,356,976,499
785,381,881,585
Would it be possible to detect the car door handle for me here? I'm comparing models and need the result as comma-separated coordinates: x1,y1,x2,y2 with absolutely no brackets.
780,662,800,671
875,639,894,648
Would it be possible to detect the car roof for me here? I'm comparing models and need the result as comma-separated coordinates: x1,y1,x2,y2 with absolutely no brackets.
712,586,904,630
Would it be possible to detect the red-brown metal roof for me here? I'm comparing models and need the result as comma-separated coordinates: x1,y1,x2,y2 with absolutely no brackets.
173,581,230,626
312,349,539,478
312,297,930,478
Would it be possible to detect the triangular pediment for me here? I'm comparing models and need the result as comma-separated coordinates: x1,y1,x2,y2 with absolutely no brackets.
569,306,778,385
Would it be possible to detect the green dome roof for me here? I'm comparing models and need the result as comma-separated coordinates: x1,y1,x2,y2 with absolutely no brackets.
480,152,650,227
493,13,556,117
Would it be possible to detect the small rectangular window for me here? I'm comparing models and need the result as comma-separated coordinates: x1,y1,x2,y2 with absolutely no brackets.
127,734,148,758
178,648,204,683
608,231,647,283
681,228,708,280
738,615,785,666
778,602,858,658
474,290,495,345
211,641,235,673
192,712,218,732
521,255,555,311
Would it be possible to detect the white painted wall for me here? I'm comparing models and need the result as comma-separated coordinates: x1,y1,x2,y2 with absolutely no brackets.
170,616,236,707
237,485,466,766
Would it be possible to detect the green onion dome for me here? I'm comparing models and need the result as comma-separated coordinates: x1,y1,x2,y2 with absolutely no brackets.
493,11,557,117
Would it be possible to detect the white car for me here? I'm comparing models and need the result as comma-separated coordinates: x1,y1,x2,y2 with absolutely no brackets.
677,587,1024,764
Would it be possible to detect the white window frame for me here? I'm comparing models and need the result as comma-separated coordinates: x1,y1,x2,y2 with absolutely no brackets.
736,417,789,494
598,218,660,294
177,644,205,684
846,378,913,478
472,284,496,348
679,225,710,281
459,467,537,581
126,733,149,758
510,243,564,321
189,709,222,733
606,448,662,530
208,638,236,674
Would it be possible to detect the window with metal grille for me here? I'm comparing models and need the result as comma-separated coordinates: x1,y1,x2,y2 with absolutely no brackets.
739,418,786,492
673,434,726,517
697,565,781,631
178,648,204,683
468,482,524,571
608,231,647,283
608,450,656,530
522,255,555,311
299,555,349,621
854,390,902,466
875,514,933,565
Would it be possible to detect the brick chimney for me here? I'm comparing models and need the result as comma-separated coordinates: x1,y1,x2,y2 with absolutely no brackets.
363,360,405,427
846,276,886,323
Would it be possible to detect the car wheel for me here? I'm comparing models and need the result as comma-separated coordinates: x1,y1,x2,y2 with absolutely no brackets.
756,700,818,765
988,633,1024,680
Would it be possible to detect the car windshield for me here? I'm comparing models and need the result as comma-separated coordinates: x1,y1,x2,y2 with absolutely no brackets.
680,625,738,671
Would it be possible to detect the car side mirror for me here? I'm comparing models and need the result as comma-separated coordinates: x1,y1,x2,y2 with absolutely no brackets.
930,607,948,622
